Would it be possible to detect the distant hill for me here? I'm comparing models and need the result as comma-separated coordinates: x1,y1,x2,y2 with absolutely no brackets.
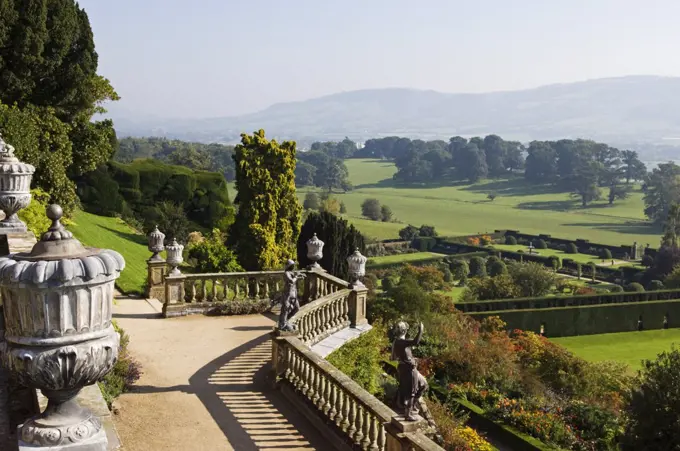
108,76,680,148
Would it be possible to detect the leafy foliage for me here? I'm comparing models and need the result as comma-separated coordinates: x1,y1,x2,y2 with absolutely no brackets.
18,189,52,237
468,256,487,278
187,229,242,273
229,130,302,270
623,348,680,450
99,321,142,408
361,198,382,221
327,322,388,397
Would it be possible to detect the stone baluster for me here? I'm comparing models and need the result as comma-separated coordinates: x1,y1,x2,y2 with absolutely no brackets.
234,278,240,298
202,279,208,301
212,278,218,301
263,277,270,299
347,399,357,440
328,382,338,423
244,277,250,298
301,358,311,397
253,277,260,299
341,391,351,432
377,424,386,451
361,407,373,449
322,377,332,416
190,281,197,302
354,404,365,445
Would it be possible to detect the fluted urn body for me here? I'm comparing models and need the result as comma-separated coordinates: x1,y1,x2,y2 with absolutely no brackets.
306,233,324,269
147,225,165,262
347,249,367,287
0,205,125,449
0,133,35,233
166,238,183,276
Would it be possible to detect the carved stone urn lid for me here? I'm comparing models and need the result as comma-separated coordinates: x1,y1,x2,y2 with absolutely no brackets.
0,204,125,283
0,132,35,174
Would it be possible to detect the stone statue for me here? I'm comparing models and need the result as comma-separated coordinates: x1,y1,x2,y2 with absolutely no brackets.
276,259,306,331
391,321,428,421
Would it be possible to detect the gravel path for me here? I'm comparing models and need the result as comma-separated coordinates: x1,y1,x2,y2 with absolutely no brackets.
111,297,326,451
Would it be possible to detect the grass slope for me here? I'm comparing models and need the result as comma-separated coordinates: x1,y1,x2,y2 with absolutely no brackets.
300,159,660,245
69,210,148,295
552,329,680,370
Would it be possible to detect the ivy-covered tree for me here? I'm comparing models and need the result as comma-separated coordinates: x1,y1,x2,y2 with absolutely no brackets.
229,130,302,271
296,211,365,279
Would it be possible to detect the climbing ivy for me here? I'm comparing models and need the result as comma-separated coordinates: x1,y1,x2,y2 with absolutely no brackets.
229,130,302,270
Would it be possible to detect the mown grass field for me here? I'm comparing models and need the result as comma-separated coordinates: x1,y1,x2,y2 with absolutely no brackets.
489,244,630,266
367,251,444,266
552,329,680,370
69,210,148,294
298,159,661,245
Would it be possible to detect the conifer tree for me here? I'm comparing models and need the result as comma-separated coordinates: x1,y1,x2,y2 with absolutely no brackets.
230,130,302,270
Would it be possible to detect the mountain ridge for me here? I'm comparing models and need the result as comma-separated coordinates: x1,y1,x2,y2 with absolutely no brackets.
107,75,680,146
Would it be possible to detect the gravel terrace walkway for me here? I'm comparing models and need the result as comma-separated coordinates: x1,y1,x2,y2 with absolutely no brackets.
111,297,327,451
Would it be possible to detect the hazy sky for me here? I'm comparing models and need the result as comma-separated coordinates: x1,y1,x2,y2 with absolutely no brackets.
80,0,680,118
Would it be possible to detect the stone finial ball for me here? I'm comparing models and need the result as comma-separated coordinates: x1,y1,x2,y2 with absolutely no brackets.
46,204,63,221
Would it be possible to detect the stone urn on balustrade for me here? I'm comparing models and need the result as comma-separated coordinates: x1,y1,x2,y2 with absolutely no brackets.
306,233,324,270
0,132,35,233
0,204,125,450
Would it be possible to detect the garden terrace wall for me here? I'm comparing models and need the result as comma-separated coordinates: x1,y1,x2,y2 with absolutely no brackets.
468,299,680,337
455,288,680,313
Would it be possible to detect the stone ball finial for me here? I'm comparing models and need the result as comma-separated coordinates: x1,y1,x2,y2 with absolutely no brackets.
47,204,63,221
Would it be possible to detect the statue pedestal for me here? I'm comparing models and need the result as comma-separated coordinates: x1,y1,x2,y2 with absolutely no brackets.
0,231,37,255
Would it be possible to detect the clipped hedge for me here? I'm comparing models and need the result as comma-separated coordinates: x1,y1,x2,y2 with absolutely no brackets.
468,299,680,337
366,255,447,270
456,288,680,313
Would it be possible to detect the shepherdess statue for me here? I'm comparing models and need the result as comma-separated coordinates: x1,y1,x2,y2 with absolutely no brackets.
391,321,428,421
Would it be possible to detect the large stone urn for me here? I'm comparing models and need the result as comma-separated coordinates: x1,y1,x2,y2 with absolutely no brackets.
166,238,183,276
347,248,367,287
305,233,324,270
147,225,165,262
0,133,35,233
0,204,125,450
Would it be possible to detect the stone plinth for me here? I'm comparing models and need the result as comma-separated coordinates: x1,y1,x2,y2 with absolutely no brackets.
146,259,167,301
0,230,37,256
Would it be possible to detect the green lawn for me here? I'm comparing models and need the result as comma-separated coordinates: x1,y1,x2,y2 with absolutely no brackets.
552,329,680,370
298,159,661,245
438,285,466,301
489,244,628,266
69,210,148,295
367,252,444,266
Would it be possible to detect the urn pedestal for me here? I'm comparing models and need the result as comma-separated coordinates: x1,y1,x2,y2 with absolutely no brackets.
0,205,125,451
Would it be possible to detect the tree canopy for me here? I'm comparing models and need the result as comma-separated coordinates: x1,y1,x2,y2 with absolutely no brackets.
0,0,119,212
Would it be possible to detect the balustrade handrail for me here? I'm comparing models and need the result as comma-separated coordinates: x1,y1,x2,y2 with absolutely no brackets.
177,270,286,279
313,270,351,289
403,432,444,450
283,335,395,423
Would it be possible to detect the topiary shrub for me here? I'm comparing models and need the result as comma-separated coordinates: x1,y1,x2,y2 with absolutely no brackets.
566,242,578,254
505,235,517,245
625,282,645,292
442,267,453,283
641,254,654,267
469,256,487,278
487,259,507,277
609,285,624,293
535,239,547,250
600,248,613,260
382,276,396,291
206,299,271,316
648,280,665,291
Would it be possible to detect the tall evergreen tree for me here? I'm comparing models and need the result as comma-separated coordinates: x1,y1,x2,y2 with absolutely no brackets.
297,211,365,279
229,130,302,271
0,0,119,211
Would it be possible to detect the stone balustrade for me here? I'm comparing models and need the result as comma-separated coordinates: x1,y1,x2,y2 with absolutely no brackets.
290,288,352,345
161,268,358,318
272,334,444,451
